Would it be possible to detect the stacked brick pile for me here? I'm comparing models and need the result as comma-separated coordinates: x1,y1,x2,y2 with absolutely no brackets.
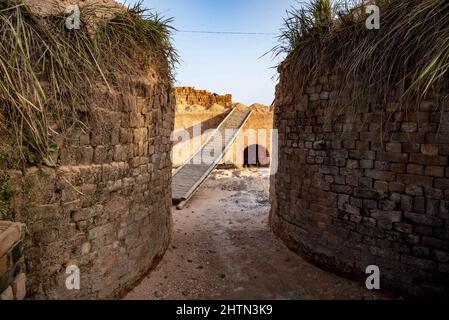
175,87,232,107
270,72,449,297
0,222,26,300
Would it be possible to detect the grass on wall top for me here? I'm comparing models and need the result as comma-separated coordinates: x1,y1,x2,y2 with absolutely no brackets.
0,0,177,167
274,0,449,107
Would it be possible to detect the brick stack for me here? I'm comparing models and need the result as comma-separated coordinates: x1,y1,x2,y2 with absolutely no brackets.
174,87,232,107
270,70,449,297
0,222,26,300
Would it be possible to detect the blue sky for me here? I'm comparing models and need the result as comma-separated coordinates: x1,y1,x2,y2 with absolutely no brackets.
122,0,295,105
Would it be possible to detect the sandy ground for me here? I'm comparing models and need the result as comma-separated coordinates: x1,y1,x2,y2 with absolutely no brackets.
125,169,387,300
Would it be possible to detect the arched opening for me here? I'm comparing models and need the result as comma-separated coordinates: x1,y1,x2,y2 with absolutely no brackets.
243,144,270,167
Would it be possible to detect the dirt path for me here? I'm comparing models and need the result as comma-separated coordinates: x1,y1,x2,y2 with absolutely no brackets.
125,169,386,300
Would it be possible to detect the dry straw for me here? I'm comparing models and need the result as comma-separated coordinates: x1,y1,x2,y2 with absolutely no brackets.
274,0,449,107
0,0,177,166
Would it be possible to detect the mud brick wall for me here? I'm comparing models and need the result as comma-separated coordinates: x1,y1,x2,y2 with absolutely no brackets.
270,70,449,297
223,105,274,168
173,105,274,168
5,76,175,299
0,222,26,300
173,108,230,167
175,87,232,107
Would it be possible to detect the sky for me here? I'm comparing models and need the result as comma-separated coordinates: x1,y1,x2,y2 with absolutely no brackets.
122,0,295,105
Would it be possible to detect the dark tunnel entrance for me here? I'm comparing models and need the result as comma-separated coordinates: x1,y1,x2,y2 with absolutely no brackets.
243,144,270,167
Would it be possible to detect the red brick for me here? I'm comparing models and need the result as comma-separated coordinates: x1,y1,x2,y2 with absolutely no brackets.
391,163,406,173
386,143,402,153
395,112,429,122
410,154,447,166
365,170,396,182
421,144,439,156
426,133,449,144
440,145,449,156
425,166,445,178
389,182,405,193
435,179,449,190
403,143,421,153
392,131,427,143
398,174,433,187
401,122,417,133
387,103,400,112
377,152,408,163
374,181,389,193
419,101,438,112
407,164,424,175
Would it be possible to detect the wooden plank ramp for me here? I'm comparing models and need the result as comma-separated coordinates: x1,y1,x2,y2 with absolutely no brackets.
172,108,253,209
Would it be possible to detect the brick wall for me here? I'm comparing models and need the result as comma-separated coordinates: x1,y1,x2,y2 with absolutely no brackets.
173,104,274,168
0,222,26,300
270,70,449,297
175,87,232,107
223,105,274,168
4,75,175,299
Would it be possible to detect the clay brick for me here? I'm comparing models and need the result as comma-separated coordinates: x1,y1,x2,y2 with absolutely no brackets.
440,145,449,156
88,223,114,240
391,132,426,144
407,164,424,175
403,143,421,153
401,255,437,271
331,184,352,195
389,182,405,193
387,102,400,112
413,197,426,214
350,150,376,160
365,170,396,182
410,154,447,166
397,174,433,187
395,112,429,122
427,133,449,144
432,250,449,263
360,160,374,169
374,181,389,193
391,163,406,173
425,166,445,178
386,143,402,153
422,237,449,251
419,101,438,112
421,144,439,156
405,212,443,228
401,122,417,133
371,210,402,230
377,152,408,163
406,185,423,196
394,223,413,234
435,179,449,190
353,188,378,199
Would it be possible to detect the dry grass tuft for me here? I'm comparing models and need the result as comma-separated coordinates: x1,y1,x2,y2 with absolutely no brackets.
274,0,449,108
0,0,177,166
